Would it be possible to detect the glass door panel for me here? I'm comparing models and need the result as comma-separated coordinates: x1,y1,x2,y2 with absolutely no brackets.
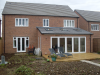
52,38,58,53
18,38,20,51
22,38,25,51
67,38,72,52
80,38,85,52
60,38,65,53
74,38,78,52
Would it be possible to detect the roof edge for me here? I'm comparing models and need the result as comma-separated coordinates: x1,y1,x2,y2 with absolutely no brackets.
2,14,79,18
74,10,88,21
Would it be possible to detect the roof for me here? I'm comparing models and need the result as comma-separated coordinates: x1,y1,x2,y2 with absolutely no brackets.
75,10,100,22
37,27,93,35
2,2,79,17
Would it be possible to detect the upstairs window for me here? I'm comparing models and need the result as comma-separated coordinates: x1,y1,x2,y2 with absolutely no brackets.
91,24,99,31
15,18,29,26
43,19,49,27
64,20,75,27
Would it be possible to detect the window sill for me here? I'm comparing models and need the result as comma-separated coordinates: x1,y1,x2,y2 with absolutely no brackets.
91,30,99,31
15,26,29,27
64,27,74,28
43,26,49,27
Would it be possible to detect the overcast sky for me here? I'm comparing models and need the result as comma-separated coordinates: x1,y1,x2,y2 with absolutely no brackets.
0,0,100,18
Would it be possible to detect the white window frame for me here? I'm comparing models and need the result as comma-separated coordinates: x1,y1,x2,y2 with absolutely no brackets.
15,18,29,27
13,37,17,48
43,19,49,27
63,20,75,27
91,24,99,31
26,37,29,48
13,37,29,48
51,36,86,53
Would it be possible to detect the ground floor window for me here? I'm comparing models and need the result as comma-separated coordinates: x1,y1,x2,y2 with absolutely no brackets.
51,37,86,53
13,37,29,52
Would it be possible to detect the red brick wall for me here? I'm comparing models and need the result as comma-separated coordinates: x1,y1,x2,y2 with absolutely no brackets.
74,11,88,31
2,15,79,53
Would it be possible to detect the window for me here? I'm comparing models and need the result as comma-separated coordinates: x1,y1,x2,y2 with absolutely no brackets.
91,24,99,31
26,37,29,48
15,18,29,26
13,37,29,48
64,20,75,27
13,37,17,48
43,19,49,27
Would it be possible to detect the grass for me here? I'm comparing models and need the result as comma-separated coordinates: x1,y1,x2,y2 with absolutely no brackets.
0,64,7,68
29,58,36,61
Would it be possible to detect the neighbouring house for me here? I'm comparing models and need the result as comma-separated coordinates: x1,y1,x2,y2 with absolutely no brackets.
75,10,100,52
2,2,92,55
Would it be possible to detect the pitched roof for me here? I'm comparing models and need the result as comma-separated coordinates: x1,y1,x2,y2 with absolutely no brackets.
37,27,92,35
75,10,100,22
2,2,79,17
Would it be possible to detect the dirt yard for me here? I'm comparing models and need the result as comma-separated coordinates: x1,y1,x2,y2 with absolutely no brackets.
0,53,100,75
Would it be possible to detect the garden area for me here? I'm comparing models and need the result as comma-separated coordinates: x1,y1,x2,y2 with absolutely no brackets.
0,53,100,75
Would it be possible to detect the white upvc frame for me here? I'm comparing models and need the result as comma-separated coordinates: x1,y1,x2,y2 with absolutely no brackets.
13,37,17,48
63,20,75,27
26,37,29,48
43,19,49,27
17,37,26,52
15,18,29,27
13,37,29,52
51,36,86,53
91,24,99,31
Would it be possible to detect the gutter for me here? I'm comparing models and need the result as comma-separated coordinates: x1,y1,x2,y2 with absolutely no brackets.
4,15,5,53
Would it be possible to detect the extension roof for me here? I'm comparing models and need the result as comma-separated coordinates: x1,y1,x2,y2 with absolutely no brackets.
37,27,93,35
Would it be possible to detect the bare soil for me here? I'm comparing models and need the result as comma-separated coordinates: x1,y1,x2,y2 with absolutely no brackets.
89,58,100,64
0,53,100,75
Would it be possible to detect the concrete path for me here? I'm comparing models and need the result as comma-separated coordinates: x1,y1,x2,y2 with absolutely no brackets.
81,60,100,67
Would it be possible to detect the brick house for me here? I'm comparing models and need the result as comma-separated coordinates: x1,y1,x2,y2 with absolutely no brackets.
2,2,92,55
75,10,100,52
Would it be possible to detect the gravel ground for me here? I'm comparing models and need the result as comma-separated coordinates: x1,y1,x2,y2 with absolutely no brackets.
0,53,100,75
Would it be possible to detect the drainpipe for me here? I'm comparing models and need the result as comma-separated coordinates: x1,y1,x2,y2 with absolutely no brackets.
77,18,78,28
90,34,91,53
4,15,5,53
